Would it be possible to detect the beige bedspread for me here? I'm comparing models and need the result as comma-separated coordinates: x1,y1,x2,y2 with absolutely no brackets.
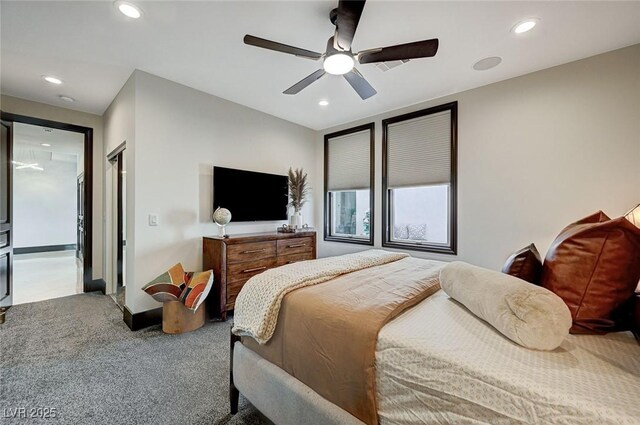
233,250,409,344
243,257,443,425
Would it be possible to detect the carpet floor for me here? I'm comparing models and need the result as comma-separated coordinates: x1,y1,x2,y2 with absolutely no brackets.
0,293,269,424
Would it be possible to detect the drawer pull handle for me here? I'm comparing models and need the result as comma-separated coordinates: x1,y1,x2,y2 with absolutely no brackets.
241,248,267,254
287,243,306,248
243,266,267,273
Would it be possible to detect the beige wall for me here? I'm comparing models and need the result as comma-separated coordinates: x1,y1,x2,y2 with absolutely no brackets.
104,71,318,313
315,44,640,270
1,95,105,281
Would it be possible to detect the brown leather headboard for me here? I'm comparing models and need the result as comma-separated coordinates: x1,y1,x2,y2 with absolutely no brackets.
634,294,640,341
625,204,640,340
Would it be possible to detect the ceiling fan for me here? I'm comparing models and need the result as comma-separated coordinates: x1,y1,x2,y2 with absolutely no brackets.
244,0,439,100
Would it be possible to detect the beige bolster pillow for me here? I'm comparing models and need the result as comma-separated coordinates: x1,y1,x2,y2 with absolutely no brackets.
440,261,572,351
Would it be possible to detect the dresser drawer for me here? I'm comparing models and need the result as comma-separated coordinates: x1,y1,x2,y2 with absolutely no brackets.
228,241,276,264
228,279,249,299
227,257,277,283
277,237,313,256
277,252,314,266
226,283,243,309
226,279,252,309
227,295,238,310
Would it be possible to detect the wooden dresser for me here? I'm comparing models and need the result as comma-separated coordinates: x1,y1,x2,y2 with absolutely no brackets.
203,231,316,320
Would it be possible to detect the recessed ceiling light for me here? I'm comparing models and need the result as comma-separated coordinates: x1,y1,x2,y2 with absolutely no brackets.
512,19,538,34
41,143,52,147
43,75,62,85
59,95,75,102
473,57,502,71
318,100,329,106
115,1,142,19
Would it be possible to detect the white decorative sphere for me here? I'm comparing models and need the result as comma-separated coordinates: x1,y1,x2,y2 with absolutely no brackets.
213,207,232,226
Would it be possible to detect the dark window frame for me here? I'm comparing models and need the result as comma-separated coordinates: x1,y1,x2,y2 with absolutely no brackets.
382,102,458,255
324,123,375,246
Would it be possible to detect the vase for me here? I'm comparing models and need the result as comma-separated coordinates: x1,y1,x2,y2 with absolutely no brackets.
290,211,303,228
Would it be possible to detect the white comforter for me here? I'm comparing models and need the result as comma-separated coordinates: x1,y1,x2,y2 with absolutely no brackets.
376,290,640,425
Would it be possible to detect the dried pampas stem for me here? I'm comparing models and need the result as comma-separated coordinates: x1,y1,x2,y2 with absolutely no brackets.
288,167,310,213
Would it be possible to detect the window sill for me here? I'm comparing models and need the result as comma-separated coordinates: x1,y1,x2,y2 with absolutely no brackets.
382,240,456,255
324,235,373,246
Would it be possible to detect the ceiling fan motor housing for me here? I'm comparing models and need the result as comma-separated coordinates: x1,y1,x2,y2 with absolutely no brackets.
326,36,350,56
329,8,338,26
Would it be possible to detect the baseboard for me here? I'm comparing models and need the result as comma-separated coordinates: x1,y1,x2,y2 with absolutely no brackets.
14,244,77,255
123,305,163,331
86,279,106,294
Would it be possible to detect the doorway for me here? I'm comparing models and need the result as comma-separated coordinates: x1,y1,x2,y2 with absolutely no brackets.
107,143,126,309
12,122,85,303
0,112,96,312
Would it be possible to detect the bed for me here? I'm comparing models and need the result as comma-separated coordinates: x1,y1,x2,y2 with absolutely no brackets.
229,253,640,425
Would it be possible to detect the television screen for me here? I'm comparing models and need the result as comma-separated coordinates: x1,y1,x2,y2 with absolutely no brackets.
213,166,288,222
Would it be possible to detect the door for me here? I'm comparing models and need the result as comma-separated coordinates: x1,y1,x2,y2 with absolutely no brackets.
0,120,13,308
106,144,125,306
116,153,124,288
76,173,85,263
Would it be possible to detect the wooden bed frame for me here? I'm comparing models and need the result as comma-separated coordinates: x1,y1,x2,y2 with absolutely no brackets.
229,330,240,415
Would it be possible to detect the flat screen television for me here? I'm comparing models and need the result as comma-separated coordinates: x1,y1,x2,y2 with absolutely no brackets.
213,166,288,222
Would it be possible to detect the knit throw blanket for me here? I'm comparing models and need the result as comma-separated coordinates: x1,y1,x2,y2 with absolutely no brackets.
232,250,409,344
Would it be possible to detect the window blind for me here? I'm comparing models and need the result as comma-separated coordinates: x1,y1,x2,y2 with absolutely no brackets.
387,110,451,188
327,129,371,191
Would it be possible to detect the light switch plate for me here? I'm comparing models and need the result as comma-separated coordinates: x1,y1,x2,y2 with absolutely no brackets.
149,214,159,226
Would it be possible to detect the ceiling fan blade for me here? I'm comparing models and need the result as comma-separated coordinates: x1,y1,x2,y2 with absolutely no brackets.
283,69,326,95
334,0,366,51
358,38,439,64
244,35,322,60
343,69,376,100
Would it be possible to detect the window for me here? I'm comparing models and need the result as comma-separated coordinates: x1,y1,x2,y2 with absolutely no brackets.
324,123,374,245
382,102,457,254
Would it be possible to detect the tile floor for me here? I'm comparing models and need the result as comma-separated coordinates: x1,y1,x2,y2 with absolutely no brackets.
13,250,82,305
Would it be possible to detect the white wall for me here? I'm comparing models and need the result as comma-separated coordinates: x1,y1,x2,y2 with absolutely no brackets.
103,74,135,295
13,155,77,248
105,71,318,313
315,44,640,270
0,95,105,279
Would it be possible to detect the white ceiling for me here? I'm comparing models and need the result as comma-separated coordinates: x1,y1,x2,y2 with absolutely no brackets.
2,1,640,130
14,122,84,158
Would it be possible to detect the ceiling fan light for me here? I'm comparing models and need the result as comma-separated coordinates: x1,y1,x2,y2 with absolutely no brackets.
323,53,354,75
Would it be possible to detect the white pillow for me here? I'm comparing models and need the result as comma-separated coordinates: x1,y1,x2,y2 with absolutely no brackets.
440,261,572,351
